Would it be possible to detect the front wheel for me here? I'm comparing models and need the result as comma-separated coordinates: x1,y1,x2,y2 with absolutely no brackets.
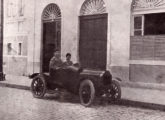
79,80,95,107
31,75,46,98
110,80,121,101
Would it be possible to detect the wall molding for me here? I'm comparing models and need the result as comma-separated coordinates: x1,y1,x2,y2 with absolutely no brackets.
42,3,61,21
80,0,106,16
130,60,165,66
132,0,165,12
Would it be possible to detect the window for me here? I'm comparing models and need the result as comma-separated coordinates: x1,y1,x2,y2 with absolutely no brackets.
131,13,165,60
18,43,22,55
18,0,24,16
144,13,165,35
133,13,165,36
7,0,13,17
18,21,24,32
9,0,18,17
133,15,144,36
7,43,12,55
7,0,24,18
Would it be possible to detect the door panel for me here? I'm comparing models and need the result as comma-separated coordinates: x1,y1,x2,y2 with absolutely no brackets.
79,14,108,70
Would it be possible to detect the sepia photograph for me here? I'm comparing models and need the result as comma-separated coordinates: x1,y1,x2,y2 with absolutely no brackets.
0,0,165,120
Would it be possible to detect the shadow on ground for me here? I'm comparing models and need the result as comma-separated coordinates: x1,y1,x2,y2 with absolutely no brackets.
40,90,122,107
42,91,80,104
40,90,165,111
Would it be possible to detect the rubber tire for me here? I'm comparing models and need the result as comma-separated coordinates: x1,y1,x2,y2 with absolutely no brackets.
31,75,46,98
111,80,121,100
79,80,95,107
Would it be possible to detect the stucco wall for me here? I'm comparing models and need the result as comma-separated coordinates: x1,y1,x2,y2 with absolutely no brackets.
130,64,165,84
109,0,131,67
3,0,35,75
107,0,132,81
3,0,133,80
3,56,27,75
33,0,85,73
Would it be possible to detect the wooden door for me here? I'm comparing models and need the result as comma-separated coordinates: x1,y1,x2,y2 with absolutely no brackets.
79,14,108,70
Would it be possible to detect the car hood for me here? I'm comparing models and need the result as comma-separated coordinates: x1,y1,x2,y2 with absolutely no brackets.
80,69,106,76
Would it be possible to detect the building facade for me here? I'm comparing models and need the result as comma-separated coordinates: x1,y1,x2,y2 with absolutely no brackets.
3,0,165,84
130,0,165,84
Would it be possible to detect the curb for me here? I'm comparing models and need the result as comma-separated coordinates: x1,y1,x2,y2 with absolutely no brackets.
0,82,30,90
115,99,165,111
121,81,165,91
0,82,165,111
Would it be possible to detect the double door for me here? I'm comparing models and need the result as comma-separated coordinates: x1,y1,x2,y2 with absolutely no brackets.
79,14,108,70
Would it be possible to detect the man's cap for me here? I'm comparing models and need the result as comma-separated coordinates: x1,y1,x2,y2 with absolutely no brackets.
66,53,71,57
54,49,60,52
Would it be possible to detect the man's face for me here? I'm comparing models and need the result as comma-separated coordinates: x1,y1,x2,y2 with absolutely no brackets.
66,55,71,61
54,51,61,59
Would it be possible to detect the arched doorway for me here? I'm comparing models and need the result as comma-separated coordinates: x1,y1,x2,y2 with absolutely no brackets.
79,0,108,70
42,4,61,72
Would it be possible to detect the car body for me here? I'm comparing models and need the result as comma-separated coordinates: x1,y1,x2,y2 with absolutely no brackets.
30,65,121,106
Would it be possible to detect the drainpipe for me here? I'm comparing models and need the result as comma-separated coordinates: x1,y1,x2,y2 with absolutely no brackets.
0,0,5,81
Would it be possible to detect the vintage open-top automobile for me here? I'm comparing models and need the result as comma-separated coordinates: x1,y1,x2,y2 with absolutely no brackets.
30,65,121,107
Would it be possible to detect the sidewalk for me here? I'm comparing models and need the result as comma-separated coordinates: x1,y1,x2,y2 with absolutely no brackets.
0,75,31,90
0,74,165,111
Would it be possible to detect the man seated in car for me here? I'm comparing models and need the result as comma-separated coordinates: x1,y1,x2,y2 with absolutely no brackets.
63,53,73,66
49,50,63,70
49,51,81,77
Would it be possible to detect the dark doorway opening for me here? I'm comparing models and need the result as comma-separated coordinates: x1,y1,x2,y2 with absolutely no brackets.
42,21,61,72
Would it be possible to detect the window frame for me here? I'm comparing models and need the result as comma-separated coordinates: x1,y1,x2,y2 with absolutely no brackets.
132,15,144,36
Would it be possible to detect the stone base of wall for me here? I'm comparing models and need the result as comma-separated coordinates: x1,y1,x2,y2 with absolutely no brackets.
130,64,165,84
109,66,129,82
3,56,27,76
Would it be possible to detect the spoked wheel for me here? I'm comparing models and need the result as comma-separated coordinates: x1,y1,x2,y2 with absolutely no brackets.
79,80,95,107
31,75,46,98
106,80,121,101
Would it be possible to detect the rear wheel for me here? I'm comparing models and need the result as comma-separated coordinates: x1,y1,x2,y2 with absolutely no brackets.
31,75,46,98
79,80,95,107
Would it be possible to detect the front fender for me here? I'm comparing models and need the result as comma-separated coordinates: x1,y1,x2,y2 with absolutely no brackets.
112,77,122,82
29,73,40,79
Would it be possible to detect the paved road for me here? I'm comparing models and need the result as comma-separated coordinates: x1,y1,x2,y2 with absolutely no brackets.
0,87,165,120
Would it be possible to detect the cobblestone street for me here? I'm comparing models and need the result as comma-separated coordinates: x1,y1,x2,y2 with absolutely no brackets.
0,87,165,120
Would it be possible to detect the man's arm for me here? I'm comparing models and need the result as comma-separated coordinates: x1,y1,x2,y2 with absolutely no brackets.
49,57,54,69
49,57,64,70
